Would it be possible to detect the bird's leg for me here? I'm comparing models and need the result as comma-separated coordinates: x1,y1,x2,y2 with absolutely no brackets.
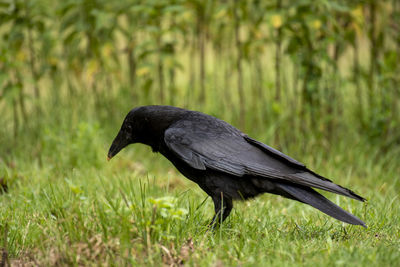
209,192,232,228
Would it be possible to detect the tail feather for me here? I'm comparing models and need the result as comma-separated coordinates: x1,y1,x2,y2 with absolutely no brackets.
286,172,366,202
276,183,366,227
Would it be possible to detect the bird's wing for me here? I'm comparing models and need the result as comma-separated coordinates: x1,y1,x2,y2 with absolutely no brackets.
164,122,247,175
164,119,364,201
241,135,305,168
164,121,298,177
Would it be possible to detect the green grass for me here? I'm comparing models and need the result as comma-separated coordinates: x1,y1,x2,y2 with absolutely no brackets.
1,2,399,263
1,111,399,266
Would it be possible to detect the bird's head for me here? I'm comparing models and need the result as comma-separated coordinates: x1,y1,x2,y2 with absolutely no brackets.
108,106,186,161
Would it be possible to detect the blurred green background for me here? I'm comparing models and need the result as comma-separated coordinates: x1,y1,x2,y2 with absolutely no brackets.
0,0,399,266
1,0,399,143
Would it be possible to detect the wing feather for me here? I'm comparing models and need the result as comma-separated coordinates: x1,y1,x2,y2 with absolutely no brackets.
164,120,364,201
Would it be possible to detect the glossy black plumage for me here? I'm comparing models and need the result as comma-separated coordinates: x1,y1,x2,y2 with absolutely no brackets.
108,105,366,227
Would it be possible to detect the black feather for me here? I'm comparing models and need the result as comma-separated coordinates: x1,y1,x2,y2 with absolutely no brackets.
109,105,367,227
276,183,366,227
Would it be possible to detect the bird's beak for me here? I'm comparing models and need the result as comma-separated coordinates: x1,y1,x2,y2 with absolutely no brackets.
107,131,129,161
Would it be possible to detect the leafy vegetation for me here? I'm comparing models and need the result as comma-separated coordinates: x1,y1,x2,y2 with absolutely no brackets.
0,0,399,265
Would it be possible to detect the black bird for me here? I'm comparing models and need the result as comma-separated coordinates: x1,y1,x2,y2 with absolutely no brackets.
108,105,366,227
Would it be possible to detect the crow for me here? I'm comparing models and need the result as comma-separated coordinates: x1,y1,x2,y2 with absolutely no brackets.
108,105,366,227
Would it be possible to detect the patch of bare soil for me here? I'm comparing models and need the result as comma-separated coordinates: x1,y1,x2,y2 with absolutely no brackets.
161,238,194,267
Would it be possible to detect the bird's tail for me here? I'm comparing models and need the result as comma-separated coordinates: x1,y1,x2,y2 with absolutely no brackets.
276,183,366,227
